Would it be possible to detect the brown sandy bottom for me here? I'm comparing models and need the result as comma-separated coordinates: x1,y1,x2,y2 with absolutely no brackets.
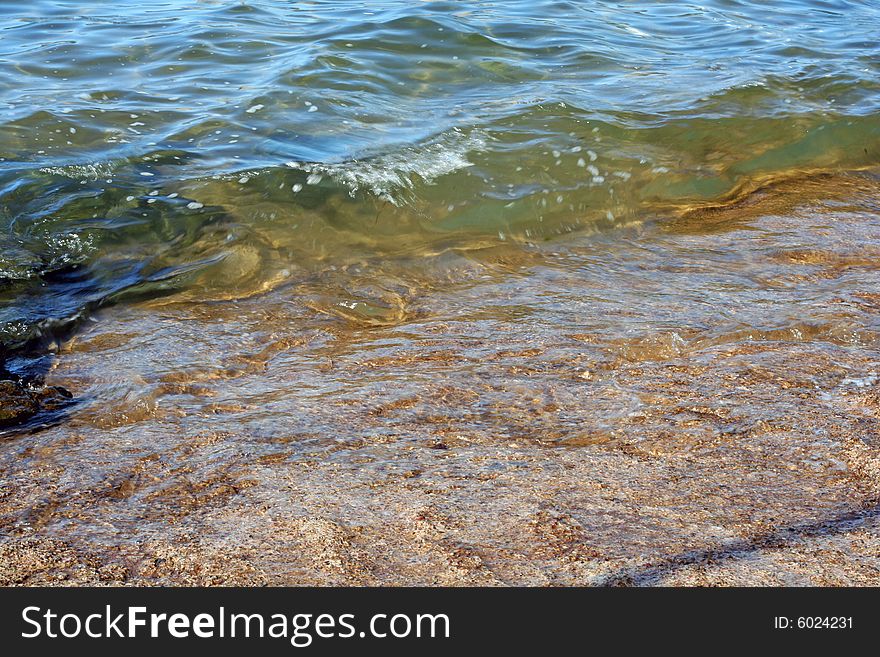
3,172,880,586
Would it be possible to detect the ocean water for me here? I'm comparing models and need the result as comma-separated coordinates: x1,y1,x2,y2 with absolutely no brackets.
1,0,879,375
5,2,880,583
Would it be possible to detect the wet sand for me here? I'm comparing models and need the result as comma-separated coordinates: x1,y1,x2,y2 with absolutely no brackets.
2,171,880,586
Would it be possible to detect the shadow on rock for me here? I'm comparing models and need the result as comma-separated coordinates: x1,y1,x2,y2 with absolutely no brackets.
600,499,880,586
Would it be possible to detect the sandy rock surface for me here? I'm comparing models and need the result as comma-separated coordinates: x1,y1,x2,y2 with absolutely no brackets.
2,173,880,586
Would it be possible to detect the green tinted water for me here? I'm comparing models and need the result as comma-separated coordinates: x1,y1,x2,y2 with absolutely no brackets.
1,0,879,360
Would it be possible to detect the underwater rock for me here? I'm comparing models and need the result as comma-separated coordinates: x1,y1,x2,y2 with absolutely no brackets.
0,380,39,427
0,380,73,428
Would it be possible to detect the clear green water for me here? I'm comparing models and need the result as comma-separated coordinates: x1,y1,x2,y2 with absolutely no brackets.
1,0,879,358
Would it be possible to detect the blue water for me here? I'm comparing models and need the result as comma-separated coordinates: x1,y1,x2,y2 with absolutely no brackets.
1,0,878,358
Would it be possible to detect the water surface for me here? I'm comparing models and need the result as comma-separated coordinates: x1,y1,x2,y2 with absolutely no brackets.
3,1,880,586
2,0,879,366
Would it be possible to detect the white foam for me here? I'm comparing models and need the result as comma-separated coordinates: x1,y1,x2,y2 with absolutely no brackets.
38,161,119,180
285,129,486,205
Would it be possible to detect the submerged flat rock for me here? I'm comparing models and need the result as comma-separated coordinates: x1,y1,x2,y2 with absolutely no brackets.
1,173,879,585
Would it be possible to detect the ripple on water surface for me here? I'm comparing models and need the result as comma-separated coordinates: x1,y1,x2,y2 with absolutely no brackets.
1,0,879,374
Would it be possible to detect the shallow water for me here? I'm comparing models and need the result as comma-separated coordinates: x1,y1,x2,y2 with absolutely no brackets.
2,0,880,363
3,170,880,585
3,1,880,584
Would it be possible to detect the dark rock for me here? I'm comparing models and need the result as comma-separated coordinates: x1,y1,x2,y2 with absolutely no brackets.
0,380,72,428
0,380,39,426
37,385,74,410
